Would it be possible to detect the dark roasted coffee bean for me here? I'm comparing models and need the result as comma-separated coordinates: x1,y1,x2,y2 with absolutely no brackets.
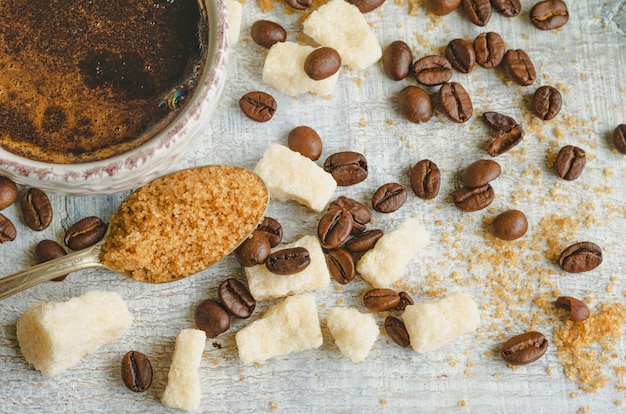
326,248,356,285
324,151,368,186
121,351,153,393
384,316,410,347
412,55,453,86
219,278,256,319
35,239,68,281
460,159,501,188
555,145,586,180
0,176,18,210
347,0,385,13
462,0,492,26
396,291,414,310
195,299,230,338
439,82,473,123
329,196,371,233
487,124,525,156
21,188,52,231
0,214,16,243
559,242,602,273
318,208,353,249
425,0,462,15
239,91,276,122
64,216,107,250
483,111,518,132
474,32,505,69
234,230,272,267
503,49,536,86
285,0,312,9
555,296,590,322
500,331,548,365
256,217,283,248
266,247,311,275
250,20,287,49
410,159,440,200
363,288,401,312
287,126,323,161
453,184,495,212
445,39,475,73
382,40,413,81
491,210,528,241
490,0,520,17
372,183,407,213
613,124,626,154
304,47,342,80
345,229,384,253
533,85,562,120
397,86,433,124
530,0,569,30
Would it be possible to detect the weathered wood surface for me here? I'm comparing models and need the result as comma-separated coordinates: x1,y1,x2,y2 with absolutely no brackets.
1,1,625,412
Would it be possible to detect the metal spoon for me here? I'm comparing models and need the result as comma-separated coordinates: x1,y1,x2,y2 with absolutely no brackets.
0,165,268,300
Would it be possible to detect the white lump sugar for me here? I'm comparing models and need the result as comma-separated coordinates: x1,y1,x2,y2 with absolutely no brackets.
326,307,379,363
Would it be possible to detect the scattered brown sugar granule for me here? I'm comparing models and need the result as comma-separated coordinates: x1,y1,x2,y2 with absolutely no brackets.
100,166,268,283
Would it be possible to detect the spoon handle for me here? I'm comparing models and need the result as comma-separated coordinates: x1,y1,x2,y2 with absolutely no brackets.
0,241,106,300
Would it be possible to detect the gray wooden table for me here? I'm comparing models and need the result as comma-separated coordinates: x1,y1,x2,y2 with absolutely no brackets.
1,1,625,412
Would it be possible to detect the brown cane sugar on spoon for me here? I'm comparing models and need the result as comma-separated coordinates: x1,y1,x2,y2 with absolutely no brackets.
0,165,268,298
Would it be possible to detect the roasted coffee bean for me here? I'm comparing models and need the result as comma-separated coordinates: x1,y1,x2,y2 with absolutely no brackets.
425,0,462,15
490,0,520,17
64,216,107,250
250,20,286,49
304,47,342,81
363,288,401,312
491,210,528,241
474,32,505,69
533,85,562,120
121,351,153,393
239,91,276,122
453,184,495,212
287,126,323,161
347,0,385,13
397,86,433,124
0,176,18,210
234,230,272,267
21,188,52,231
445,39,475,73
396,291,414,310
384,316,410,347
35,239,68,281
558,242,602,273
256,217,283,247
372,183,407,213
530,0,569,30
503,49,536,86
555,145,586,180
460,159,501,188
410,159,440,200
329,196,371,233
285,0,312,9
483,111,518,132
195,299,230,338
0,214,16,243
324,151,368,186
266,247,311,275
439,82,473,123
555,296,590,322
462,0,492,26
412,55,453,86
318,208,353,249
326,248,356,285
500,331,548,365
613,124,626,154
345,229,383,253
486,124,525,156
219,278,256,319
382,40,413,81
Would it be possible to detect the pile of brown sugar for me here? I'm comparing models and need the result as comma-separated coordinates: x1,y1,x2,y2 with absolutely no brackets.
100,166,268,283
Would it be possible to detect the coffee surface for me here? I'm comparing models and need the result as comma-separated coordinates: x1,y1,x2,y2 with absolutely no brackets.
0,0,207,163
